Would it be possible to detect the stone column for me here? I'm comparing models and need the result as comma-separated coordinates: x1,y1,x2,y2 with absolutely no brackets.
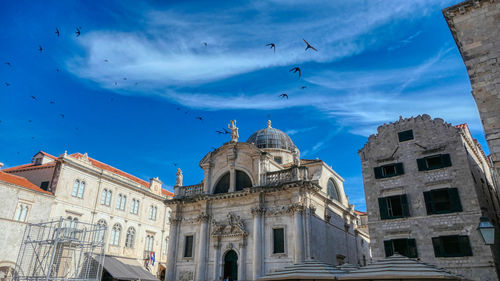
196,213,210,281
238,240,247,280
212,238,221,281
229,166,236,192
251,208,265,280
166,218,181,281
293,205,305,263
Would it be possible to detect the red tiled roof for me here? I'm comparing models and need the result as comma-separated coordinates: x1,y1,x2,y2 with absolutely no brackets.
37,151,58,160
354,210,367,215
162,189,174,197
2,162,56,172
70,153,150,188
455,123,468,129
0,171,53,195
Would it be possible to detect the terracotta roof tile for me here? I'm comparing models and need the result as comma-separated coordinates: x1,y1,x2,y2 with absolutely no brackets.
162,189,174,197
0,171,53,195
37,151,58,160
354,210,367,215
2,162,56,172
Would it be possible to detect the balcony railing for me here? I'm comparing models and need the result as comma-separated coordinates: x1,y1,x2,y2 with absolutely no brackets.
176,183,204,197
263,166,309,186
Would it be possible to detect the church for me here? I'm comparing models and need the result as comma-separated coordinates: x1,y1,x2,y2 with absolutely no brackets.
165,120,370,281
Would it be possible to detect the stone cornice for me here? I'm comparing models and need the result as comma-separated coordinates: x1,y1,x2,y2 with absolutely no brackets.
443,0,495,19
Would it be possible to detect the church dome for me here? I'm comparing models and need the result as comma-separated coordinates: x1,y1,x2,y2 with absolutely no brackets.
246,121,296,152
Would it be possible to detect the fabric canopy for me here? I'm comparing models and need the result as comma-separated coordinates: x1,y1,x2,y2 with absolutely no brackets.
99,255,159,281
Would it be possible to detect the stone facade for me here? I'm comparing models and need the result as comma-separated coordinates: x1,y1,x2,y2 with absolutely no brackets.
0,151,173,280
443,0,500,190
359,115,500,281
165,121,370,281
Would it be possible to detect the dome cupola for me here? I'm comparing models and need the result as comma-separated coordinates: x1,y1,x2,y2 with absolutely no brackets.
246,120,296,152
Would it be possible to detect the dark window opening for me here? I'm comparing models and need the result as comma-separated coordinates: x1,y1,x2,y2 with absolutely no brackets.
432,235,472,257
327,179,340,201
417,154,452,171
274,156,282,164
424,188,462,215
235,170,252,191
40,181,50,191
214,170,252,194
374,163,404,179
384,238,418,258
184,235,194,258
336,255,345,265
273,228,285,254
378,194,410,220
213,173,230,194
398,130,414,142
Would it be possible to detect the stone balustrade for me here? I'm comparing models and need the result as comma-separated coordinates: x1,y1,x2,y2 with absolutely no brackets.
263,166,308,186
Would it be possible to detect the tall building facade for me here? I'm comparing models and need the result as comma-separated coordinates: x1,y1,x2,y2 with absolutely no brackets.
165,121,370,281
359,115,500,281
0,151,173,280
443,0,500,189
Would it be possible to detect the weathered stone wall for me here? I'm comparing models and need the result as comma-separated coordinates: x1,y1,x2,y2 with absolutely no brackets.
359,115,498,281
443,0,500,191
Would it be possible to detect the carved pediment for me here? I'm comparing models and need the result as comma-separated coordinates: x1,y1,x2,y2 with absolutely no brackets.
211,212,248,237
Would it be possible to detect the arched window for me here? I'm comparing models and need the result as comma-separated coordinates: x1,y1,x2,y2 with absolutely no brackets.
72,179,85,198
101,189,107,205
213,170,253,194
110,224,121,246
145,235,154,252
106,190,112,206
77,181,85,198
163,237,169,255
14,204,29,222
149,206,157,220
72,180,80,197
130,199,140,214
95,219,107,242
327,178,340,202
125,227,135,248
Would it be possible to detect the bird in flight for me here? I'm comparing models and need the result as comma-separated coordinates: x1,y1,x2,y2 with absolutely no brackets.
50,101,55,104
31,96,38,101
114,81,117,86
39,45,43,52
289,67,301,77
60,114,65,118
216,130,224,135
195,116,203,121
104,59,109,62
203,42,208,46
75,27,81,37
28,120,32,123
301,86,307,89
5,82,10,86
5,62,11,66
123,77,127,80
280,93,289,99
303,39,318,51
223,128,230,134
266,43,276,53
55,28,60,37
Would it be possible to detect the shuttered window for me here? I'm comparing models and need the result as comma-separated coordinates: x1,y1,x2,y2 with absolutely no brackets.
432,235,472,257
273,228,285,254
378,194,410,220
417,154,452,171
423,188,462,215
374,163,404,179
398,130,414,142
184,235,194,258
384,238,418,258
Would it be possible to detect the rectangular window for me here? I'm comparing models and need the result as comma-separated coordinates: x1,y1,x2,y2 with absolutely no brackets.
374,163,404,179
14,204,29,222
424,188,462,215
398,130,414,142
417,154,452,171
40,181,49,191
273,228,285,254
184,235,194,258
384,238,418,258
378,194,410,220
432,235,472,257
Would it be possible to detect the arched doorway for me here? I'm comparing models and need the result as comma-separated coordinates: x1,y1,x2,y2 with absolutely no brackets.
223,250,238,281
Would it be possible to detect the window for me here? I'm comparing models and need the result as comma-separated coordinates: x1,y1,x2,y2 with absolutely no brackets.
125,227,135,248
116,194,126,210
384,238,418,258
336,255,345,265
327,179,340,201
72,179,85,198
424,188,462,215
130,199,140,214
101,189,113,206
95,219,107,242
417,154,452,171
374,163,404,179
184,235,194,258
149,206,157,220
274,156,282,164
40,181,50,191
272,228,285,254
34,158,42,165
398,130,414,142
378,194,410,220
432,235,472,257
14,204,29,222
214,170,253,194
145,234,154,252
163,237,169,255
110,224,121,246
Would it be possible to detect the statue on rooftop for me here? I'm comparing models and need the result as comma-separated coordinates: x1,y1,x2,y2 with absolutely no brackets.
176,168,183,187
294,148,300,166
228,120,239,142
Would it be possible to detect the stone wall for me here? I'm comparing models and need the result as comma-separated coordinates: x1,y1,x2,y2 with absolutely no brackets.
359,115,499,281
443,0,500,192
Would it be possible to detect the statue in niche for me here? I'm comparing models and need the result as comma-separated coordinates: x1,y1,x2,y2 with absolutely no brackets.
176,168,183,186
228,120,239,142
293,148,300,166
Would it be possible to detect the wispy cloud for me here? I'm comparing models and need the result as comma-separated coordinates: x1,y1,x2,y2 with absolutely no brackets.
285,127,316,136
387,30,423,51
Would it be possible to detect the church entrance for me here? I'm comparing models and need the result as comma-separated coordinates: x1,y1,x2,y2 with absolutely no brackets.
223,250,238,281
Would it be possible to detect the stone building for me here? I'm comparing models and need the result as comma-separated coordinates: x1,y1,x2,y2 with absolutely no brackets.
359,115,500,281
0,170,54,281
0,151,174,281
443,0,500,188
165,120,370,281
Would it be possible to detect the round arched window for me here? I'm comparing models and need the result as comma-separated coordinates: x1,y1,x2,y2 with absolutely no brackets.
327,179,340,202
213,170,253,194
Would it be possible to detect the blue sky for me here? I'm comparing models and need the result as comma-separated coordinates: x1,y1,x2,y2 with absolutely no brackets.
0,0,484,211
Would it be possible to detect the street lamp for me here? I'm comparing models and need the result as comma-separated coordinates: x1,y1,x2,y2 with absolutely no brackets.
477,216,495,245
